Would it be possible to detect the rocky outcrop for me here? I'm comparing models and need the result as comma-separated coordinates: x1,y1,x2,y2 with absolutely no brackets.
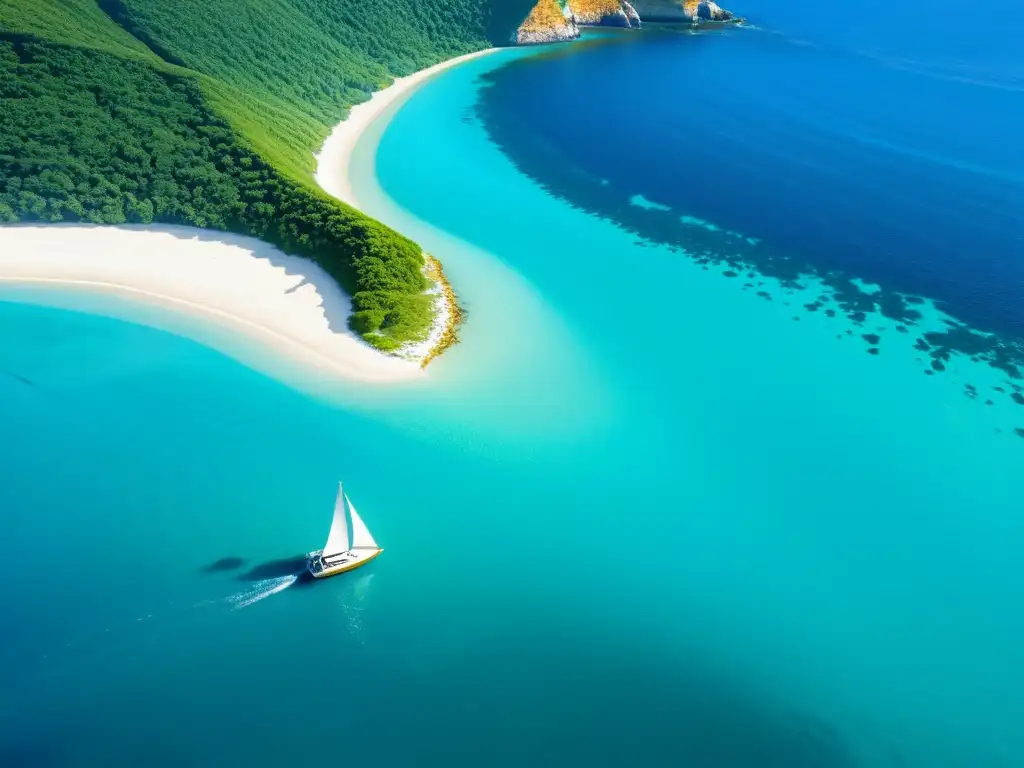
567,0,641,28
513,0,736,45
622,1,643,26
513,0,580,44
628,0,734,22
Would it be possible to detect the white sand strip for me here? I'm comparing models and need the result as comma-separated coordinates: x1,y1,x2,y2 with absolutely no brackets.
315,48,498,208
0,225,422,383
0,50,497,384
314,48,498,363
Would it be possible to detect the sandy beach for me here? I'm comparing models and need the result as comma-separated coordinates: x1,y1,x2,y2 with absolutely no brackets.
315,48,498,208
0,49,497,385
313,47,498,367
0,225,422,384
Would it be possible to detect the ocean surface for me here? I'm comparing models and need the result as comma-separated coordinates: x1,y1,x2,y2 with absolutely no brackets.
1,2,1022,765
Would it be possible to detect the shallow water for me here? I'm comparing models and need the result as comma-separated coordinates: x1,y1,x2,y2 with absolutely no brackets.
1,9,1022,767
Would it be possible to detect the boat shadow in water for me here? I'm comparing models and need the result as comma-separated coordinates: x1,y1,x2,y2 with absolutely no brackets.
237,554,316,587
199,555,246,574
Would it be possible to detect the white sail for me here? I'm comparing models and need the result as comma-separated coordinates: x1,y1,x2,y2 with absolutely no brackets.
322,483,351,556
348,495,378,550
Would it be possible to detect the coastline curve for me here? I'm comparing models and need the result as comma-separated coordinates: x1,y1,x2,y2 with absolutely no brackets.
314,48,501,366
0,50,502,388
0,225,424,390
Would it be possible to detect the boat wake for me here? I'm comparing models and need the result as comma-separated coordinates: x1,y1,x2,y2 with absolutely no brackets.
225,574,299,610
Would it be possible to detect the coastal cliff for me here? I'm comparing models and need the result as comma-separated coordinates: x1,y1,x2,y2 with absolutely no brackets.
513,0,735,42
629,0,734,22
513,0,580,44
568,0,641,28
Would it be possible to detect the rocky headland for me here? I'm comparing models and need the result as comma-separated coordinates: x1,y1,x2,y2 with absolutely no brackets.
630,0,734,22
568,0,642,28
513,0,580,44
513,0,737,43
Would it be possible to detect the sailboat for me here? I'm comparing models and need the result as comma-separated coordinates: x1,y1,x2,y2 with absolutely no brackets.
306,482,383,579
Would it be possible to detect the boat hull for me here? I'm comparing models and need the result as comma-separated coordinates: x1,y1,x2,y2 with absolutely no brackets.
307,548,383,579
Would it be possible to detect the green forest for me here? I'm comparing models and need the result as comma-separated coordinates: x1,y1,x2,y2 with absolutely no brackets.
0,0,536,351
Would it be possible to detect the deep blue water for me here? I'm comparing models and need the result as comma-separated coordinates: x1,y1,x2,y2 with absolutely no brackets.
1,4,1023,767
477,2,1024,381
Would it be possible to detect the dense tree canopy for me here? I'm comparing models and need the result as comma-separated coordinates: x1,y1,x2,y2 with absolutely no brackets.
0,0,536,350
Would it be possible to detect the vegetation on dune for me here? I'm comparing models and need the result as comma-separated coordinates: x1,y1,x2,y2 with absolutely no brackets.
0,31,426,344
100,0,506,177
0,0,156,60
0,0,536,351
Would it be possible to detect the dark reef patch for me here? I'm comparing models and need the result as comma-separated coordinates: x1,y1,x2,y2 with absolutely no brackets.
867,347,879,355
862,334,881,345
1012,392,1024,406
877,293,922,323
724,270,739,278
1015,428,1024,439
931,360,946,372
475,47,1024,398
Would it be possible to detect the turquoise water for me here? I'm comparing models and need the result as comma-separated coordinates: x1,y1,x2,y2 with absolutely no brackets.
1,36,1022,768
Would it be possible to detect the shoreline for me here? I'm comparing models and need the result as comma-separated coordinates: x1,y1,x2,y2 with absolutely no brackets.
314,48,499,210
0,49,499,385
0,225,423,385
419,255,464,368
314,47,499,367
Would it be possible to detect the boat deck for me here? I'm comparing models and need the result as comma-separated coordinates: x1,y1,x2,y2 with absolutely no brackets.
307,547,382,578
